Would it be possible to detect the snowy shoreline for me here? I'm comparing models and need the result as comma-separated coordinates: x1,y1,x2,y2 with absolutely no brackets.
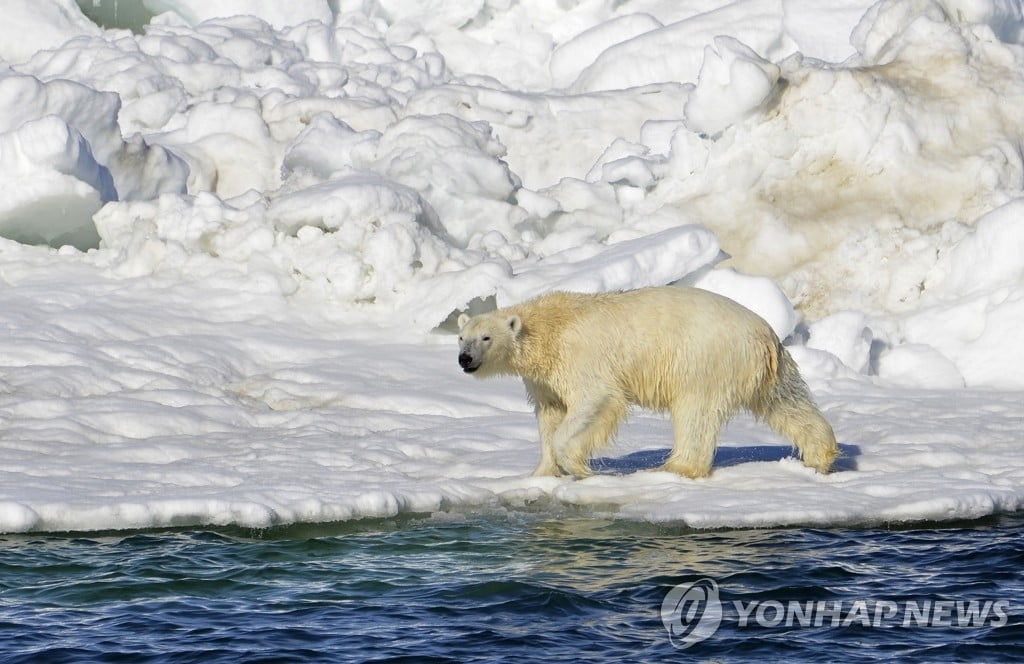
2,0,1024,532
2,254,1021,534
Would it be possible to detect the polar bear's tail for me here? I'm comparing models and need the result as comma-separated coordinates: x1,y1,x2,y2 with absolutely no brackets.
760,343,838,474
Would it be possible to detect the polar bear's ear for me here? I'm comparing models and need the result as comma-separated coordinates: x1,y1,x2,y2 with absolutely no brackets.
507,314,522,336
457,313,470,330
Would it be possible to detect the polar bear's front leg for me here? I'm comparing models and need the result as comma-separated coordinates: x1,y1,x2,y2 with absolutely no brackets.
532,402,565,476
550,395,625,478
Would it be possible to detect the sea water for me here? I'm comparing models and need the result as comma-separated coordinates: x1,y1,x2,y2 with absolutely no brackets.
2,512,1022,662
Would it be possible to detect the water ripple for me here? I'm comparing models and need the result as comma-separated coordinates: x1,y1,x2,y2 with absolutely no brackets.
0,513,1022,661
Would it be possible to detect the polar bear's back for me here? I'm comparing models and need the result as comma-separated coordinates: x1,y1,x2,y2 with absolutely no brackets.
511,286,779,411
516,286,775,347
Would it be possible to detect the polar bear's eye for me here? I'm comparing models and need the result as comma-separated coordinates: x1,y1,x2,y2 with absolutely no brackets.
482,336,491,342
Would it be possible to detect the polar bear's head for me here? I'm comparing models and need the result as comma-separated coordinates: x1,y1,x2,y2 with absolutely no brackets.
456,311,523,377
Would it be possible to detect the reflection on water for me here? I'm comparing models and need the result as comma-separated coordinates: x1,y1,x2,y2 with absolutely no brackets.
1,511,1021,661
75,0,157,33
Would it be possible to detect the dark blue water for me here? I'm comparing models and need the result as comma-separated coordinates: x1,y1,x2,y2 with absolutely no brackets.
2,511,1022,663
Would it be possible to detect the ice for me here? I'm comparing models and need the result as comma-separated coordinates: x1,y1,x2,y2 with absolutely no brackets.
1,0,1024,532
143,0,333,31
570,0,794,94
891,198,1024,387
683,36,781,138
2,261,1022,533
0,73,187,249
549,13,664,90
781,0,873,63
0,116,111,249
805,311,875,375
0,0,99,65
683,266,798,340
933,197,1024,297
874,344,966,389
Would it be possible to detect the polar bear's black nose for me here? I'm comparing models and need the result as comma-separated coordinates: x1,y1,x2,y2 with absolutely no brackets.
458,352,473,369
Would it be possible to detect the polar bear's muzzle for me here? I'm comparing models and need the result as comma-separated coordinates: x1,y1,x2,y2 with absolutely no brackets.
458,351,479,373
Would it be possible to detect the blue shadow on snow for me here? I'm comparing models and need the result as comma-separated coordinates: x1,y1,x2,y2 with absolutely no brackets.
591,443,860,475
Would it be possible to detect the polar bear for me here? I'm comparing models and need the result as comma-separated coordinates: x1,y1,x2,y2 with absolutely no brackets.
456,286,837,478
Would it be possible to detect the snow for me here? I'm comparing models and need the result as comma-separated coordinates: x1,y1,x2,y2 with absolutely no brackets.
0,0,99,66
1,0,1024,532
683,36,781,138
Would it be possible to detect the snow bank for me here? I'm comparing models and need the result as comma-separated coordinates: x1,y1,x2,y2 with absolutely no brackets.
0,73,187,249
0,115,110,249
0,0,1023,532
0,0,99,65
683,36,781,138
893,197,1024,387
144,0,332,30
